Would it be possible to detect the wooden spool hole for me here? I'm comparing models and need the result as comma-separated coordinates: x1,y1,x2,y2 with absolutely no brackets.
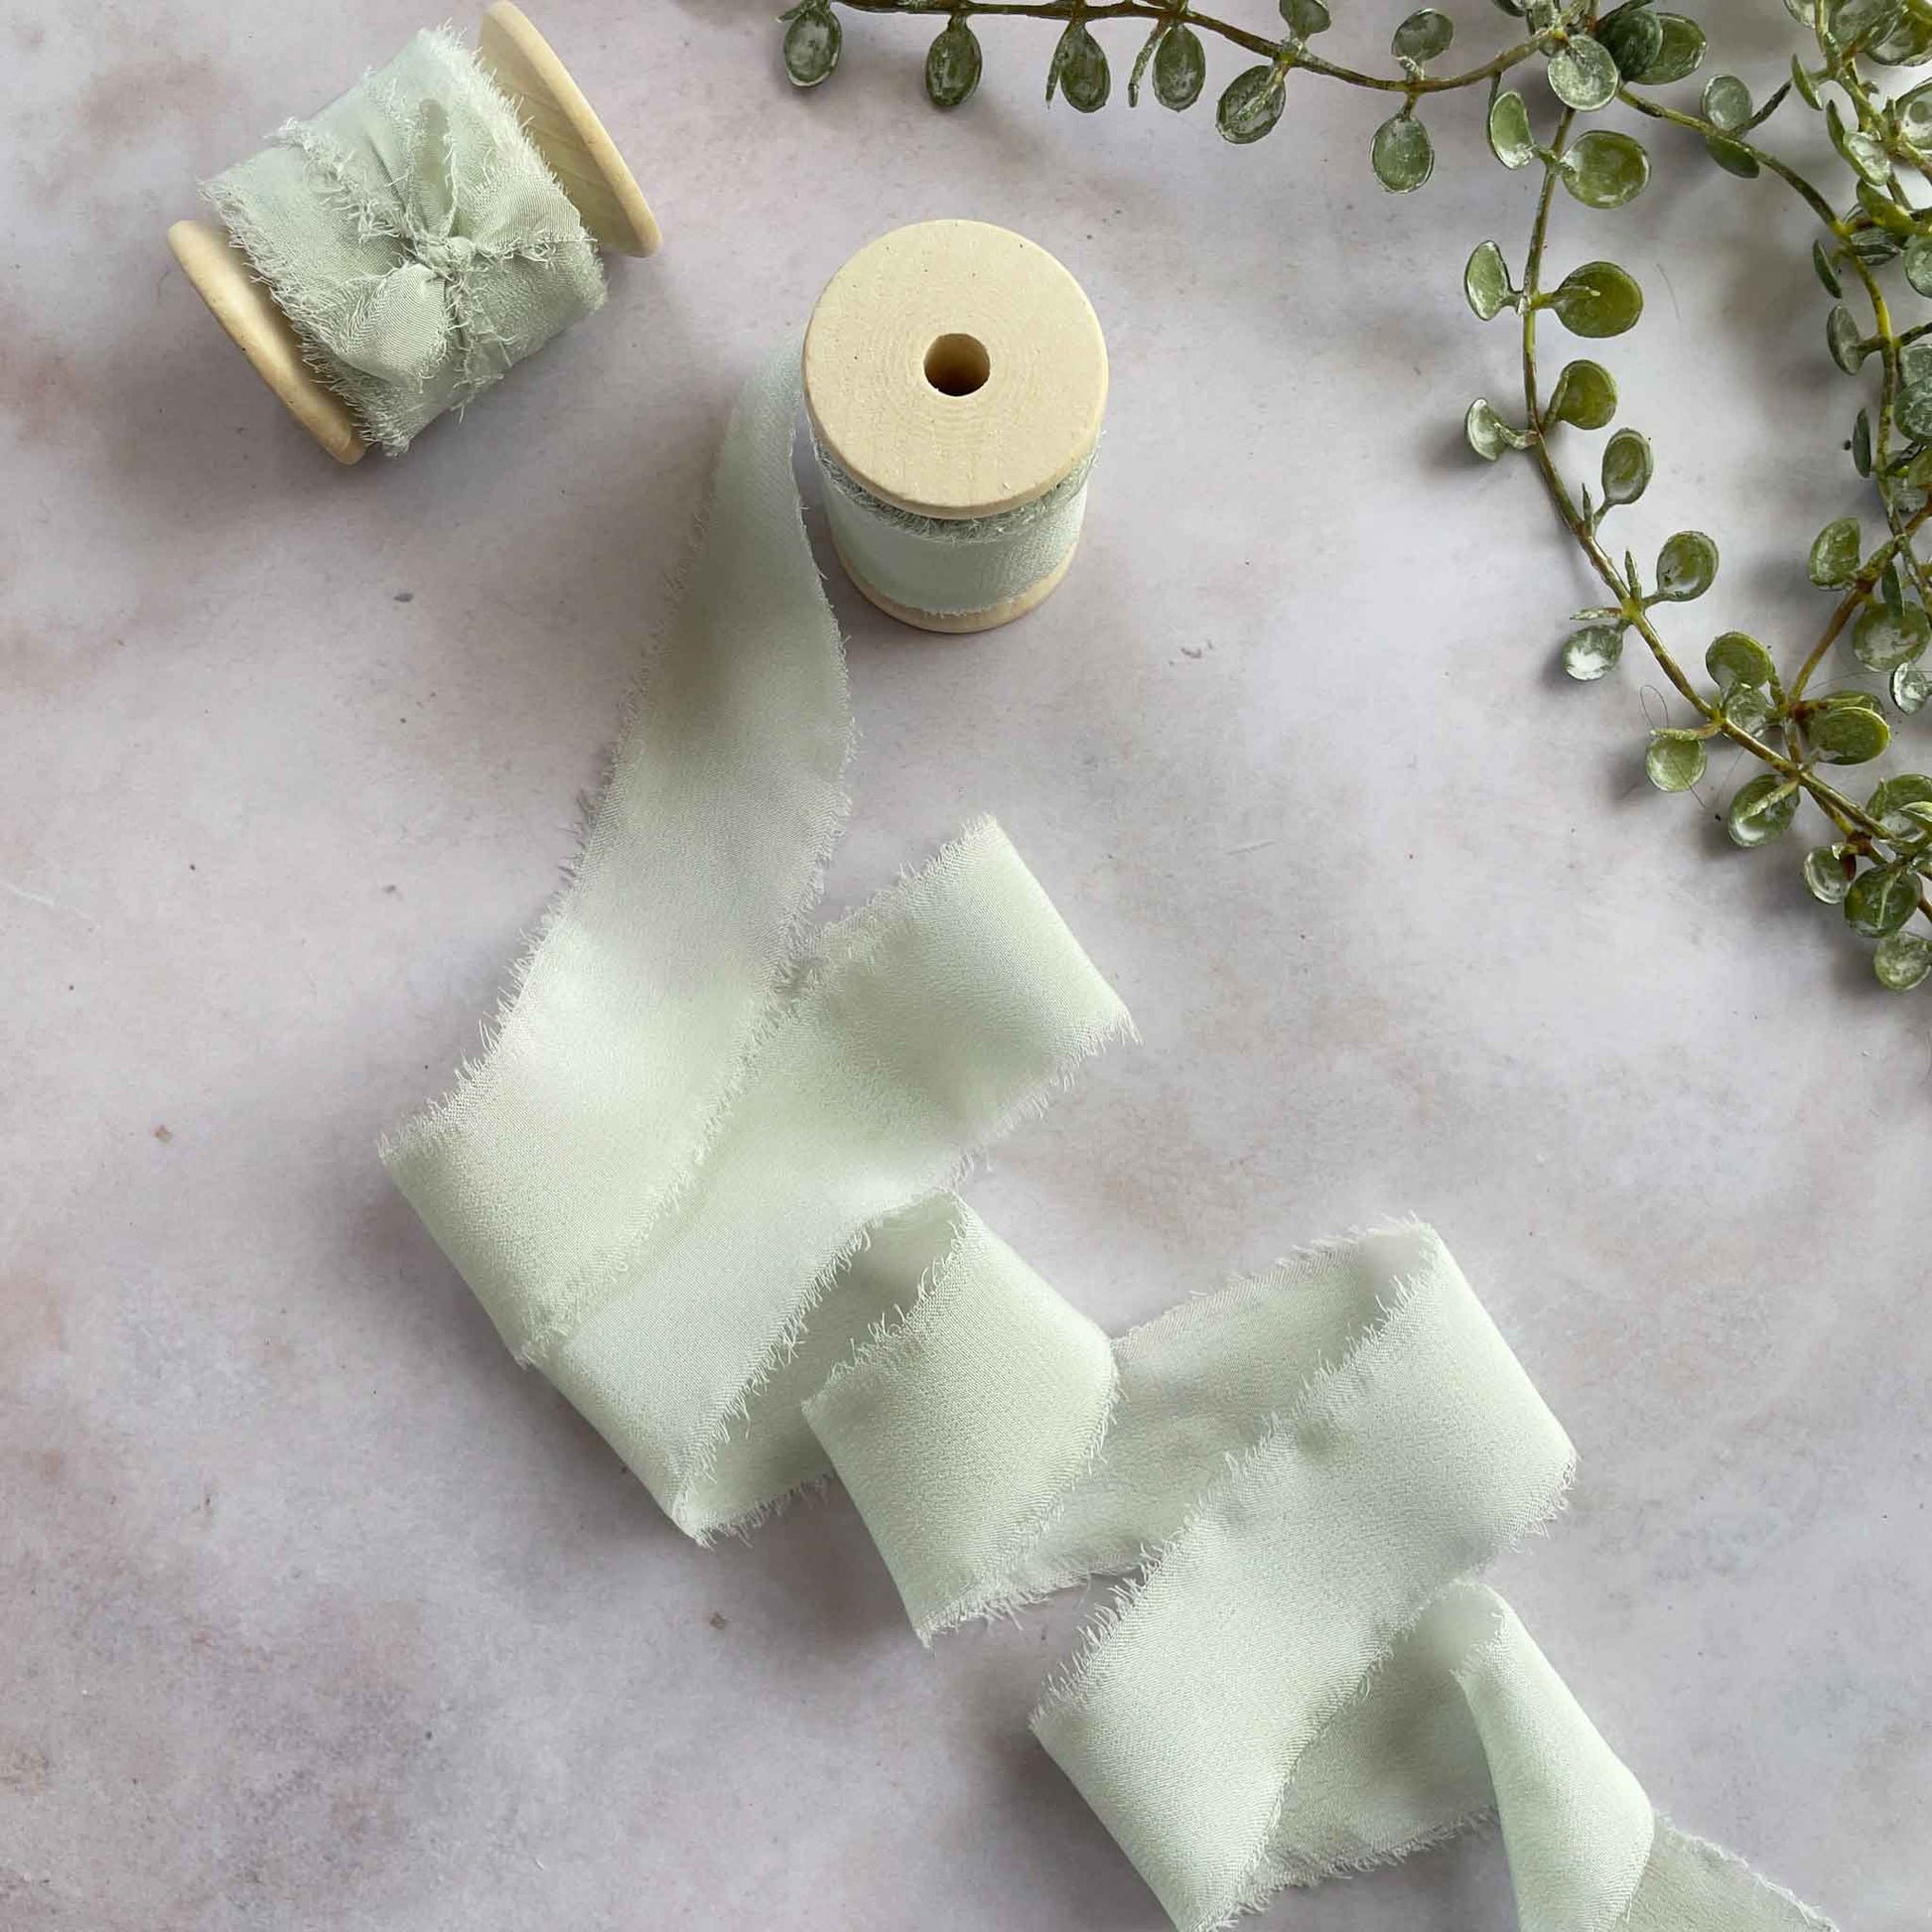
922,334,991,398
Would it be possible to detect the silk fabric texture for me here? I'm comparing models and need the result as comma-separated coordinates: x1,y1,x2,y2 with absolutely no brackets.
813,440,1094,619
207,31,603,454
385,341,1833,1932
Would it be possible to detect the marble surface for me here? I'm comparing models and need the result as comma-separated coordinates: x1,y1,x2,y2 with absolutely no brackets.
4,2,1926,1926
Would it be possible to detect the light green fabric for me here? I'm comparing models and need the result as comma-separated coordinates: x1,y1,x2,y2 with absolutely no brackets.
206,30,603,454
814,439,1093,617
386,343,1834,1932
816,1210,1829,1932
384,340,1131,1539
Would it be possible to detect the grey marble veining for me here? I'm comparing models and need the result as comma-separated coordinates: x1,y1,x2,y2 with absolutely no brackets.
2,2,1924,1927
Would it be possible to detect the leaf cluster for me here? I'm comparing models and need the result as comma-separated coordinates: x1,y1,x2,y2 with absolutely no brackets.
778,0,1932,990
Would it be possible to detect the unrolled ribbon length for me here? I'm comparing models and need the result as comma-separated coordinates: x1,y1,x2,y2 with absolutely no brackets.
385,343,1833,1930
205,30,604,454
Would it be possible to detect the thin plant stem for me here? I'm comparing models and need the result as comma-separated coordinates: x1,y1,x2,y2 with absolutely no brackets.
830,0,1554,91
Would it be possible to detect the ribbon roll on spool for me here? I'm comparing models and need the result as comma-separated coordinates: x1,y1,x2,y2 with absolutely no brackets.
803,219,1108,633
167,3,659,464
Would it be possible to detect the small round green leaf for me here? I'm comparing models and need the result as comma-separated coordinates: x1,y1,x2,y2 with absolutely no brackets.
1629,13,1706,83
1826,307,1867,375
1858,182,1914,235
1216,63,1285,142
1601,427,1653,504
1852,409,1873,479
1853,601,1931,672
1646,729,1708,791
1465,397,1530,461
1811,702,1891,763
1550,261,1644,338
1830,105,1891,186
1848,227,1902,266
1372,112,1435,190
1655,530,1719,602
1803,845,1855,902
1898,82,1932,147
1053,22,1111,111
925,20,983,107
1873,12,1932,61
1393,8,1454,62
1487,88,1536,168
1792,56,1823,108
1894,658,1932,713
1834,0,1906,48
1873,928,1932,989
1598,1,1666,77
1549,34,1619,110
1905,235,1932,298
1560,129,1651,207
1464,241,1513,321
1152,23,1206,109
1808,517,1862,588
1896,381,1932,445
1725,683,1774,737
1549,358,1618,430
1280,0,1332,37
1869,773,1932,816
1702,73,1751,128
1812,240,1844,298
1563,621,1625,679
782,6,841,86
1845,863,1919,935
1707,629,1776,691
1727,773,1801,847
1547,35,1619,112
1704,133,1760,177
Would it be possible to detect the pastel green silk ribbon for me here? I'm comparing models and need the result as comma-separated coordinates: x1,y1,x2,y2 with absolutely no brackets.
206,31,604,454
385,342,1834,1932
812,1205,1828,1931
384,334,1133,1539
813,439,1094,618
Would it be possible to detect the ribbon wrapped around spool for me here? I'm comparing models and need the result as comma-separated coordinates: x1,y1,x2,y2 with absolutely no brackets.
167,5,659,462
803,219,1108,632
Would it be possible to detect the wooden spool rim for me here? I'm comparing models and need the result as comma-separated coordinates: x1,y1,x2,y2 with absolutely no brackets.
168,216,367,463
477,2,660,259
170,3,657,464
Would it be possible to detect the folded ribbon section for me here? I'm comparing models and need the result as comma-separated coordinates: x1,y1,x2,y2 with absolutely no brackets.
384,341,1130,1538
541,820,1129,1535
387,343,1834,1932
813,1211,1829,1932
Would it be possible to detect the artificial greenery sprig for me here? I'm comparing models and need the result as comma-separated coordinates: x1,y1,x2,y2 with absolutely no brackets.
778,0,1932,992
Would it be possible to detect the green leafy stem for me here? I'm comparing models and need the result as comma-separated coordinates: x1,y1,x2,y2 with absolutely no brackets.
778,0,1932,992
